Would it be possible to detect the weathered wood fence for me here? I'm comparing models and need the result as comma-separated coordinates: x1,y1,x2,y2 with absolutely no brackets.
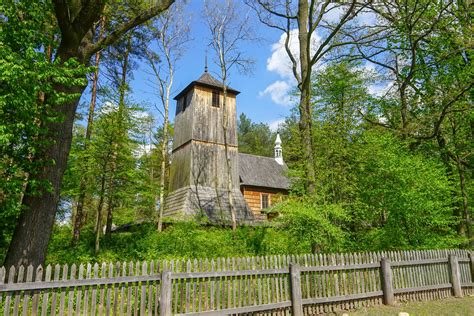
0,249,473,315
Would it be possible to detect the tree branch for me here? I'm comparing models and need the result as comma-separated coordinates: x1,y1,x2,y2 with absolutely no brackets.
85,0,175,58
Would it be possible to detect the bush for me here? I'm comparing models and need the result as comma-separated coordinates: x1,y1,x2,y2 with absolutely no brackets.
47,222,297,264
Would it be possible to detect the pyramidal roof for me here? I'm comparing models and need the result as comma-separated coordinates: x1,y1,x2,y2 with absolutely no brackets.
196,72,222,86
174,71,240,100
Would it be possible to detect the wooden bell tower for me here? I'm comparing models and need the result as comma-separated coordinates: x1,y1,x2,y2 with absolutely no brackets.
164,71,254,223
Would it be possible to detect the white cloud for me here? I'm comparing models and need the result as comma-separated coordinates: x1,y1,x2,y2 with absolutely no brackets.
259,80,293,106
368,81,394,97
266,29,300,80
134,143,155,158
269,119,285,132
99,101,117,115
356,10,378,26
262,29,325,107
266,29,322,80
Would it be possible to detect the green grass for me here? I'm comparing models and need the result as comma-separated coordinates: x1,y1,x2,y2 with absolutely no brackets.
344,296,474,316
45,222,300,264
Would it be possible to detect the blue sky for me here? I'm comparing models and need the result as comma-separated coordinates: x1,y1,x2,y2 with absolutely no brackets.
80,1,382,131
127,0,293,130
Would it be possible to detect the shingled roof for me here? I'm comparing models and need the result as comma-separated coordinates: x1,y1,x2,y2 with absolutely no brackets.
174,71,240,100
239,153,291,190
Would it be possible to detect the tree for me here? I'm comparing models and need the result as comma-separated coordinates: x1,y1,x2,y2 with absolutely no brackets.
144,0,191,231
72,16,106,245
346,0,474,243
249,0,363,193
351,131,459,249
310,61,371,204
4,0,175,267
0,0,85,263
273,196,348,253
237,113,275,157
204,0,255,231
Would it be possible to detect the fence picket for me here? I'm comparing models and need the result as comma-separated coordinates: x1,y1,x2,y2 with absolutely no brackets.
140,261,147,315
114,262,120,316
133,261,140,316
13,265,24,316
91,264,99,316
83,263,91,316
106,263,113,316
67,264,76,316
4,266,15,316
32,265,43,316
0,249,472,316
148,260,155,316
0,266,4,309
75,264,83,316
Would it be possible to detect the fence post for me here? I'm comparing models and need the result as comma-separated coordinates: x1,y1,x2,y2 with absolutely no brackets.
380,257,394,305
160,270,172,316
448,255,463,298
289,263,303,316
469,252,474,283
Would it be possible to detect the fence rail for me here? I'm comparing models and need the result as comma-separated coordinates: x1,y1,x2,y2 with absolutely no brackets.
0,249,473,315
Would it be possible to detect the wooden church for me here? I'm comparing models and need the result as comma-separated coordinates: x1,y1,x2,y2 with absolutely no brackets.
163,70,290,223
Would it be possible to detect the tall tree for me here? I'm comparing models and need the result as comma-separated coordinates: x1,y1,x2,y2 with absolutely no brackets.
144,0,191,232
4,0,174,268
249,0,363,193
347,0,473,243
310,61,370,205
72,16,106,245
204,0,255,231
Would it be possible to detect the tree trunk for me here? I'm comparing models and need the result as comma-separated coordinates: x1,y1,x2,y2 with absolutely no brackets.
455,155,471,245
221,76,237,231
4,85,85,267
298,89,316,194
3,0,174,267
72,52,100,244
72,16,106,245
157,92,170,232
105,191,114,236
105,152,117,236
297,0,316,194
95,173,107,255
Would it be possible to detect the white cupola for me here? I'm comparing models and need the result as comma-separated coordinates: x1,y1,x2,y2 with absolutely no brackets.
274,133,284,165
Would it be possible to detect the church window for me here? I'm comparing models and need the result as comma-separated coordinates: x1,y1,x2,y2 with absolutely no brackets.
212,90,220,107
261,194,269,209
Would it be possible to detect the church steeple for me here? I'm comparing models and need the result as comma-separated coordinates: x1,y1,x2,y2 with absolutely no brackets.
274,133,284,165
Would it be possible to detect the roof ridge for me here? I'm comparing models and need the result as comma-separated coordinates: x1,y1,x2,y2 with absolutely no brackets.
238,152,273,159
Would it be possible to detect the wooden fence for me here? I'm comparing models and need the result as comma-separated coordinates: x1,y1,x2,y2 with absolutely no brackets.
0,249,473,315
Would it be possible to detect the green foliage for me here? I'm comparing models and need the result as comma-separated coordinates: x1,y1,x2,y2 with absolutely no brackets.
0,0,88,255
311,61,371,203
351,130,460,250
277,60,462,251
272,197,349,253
47,223,298,264
237,113,275,157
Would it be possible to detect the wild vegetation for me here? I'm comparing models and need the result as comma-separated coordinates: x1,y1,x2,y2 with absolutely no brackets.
0,0,472,266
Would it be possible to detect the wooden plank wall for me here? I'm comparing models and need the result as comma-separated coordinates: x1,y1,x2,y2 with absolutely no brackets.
242,187,284,216
0,250,472,315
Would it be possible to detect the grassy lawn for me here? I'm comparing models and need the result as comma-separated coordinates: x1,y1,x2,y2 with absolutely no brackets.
343,296,474,316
